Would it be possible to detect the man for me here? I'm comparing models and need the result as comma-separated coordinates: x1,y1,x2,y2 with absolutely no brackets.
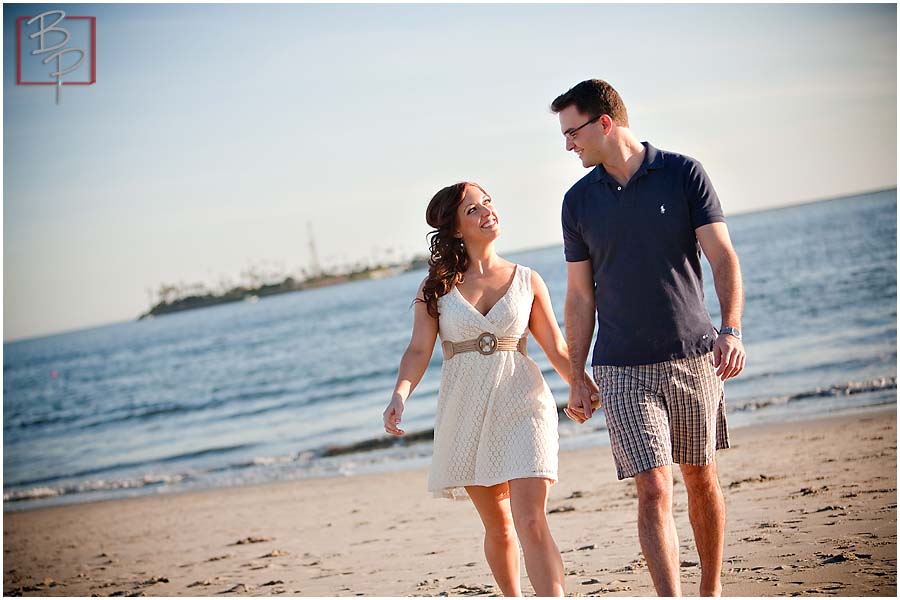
551,79,746,597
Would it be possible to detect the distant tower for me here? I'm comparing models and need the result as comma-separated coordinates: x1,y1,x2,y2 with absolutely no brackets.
307,221,322,277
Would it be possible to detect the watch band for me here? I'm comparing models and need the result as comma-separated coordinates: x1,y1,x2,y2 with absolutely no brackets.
719,326,742,340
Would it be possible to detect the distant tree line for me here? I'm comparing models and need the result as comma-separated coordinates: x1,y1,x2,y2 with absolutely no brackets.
140,255,430,319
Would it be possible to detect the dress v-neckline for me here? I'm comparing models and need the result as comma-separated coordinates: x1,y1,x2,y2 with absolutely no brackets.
453,264,519,320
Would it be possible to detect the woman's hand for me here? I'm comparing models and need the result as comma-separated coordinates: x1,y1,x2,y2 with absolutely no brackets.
585,371,601,410
563,372,601,424
383,394,406,436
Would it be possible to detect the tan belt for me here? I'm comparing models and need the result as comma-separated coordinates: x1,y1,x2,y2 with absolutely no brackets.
442,332,527,360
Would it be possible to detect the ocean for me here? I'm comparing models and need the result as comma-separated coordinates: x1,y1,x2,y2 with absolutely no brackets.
3,189,896,512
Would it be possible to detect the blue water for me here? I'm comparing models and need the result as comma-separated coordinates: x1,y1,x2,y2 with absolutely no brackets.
4,189,896,511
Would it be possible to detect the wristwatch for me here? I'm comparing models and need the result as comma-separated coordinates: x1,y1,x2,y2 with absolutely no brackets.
719,326,742,340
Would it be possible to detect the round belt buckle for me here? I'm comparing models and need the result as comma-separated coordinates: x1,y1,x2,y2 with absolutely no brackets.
477,332,498,355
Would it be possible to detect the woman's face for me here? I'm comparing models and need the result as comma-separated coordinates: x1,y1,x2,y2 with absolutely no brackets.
455,184,499,245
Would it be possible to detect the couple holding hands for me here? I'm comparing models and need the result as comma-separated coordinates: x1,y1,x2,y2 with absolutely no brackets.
383,79,746,597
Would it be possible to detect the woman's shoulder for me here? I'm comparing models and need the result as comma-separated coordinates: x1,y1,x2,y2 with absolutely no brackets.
496,260,539,292
513,263,547,293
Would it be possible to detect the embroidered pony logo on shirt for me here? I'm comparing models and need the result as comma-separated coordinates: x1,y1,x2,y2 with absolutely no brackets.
660,205,666,214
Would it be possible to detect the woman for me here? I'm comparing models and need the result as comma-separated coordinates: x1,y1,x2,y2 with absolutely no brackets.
383,182,599,597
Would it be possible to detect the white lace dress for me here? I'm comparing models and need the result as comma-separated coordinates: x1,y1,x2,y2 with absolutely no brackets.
428,265,560,500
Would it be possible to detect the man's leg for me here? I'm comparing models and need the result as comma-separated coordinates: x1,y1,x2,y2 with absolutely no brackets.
634,465,681,596
680,462,726,597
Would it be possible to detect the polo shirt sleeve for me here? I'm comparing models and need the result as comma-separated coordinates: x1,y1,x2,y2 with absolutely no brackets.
561,194,589,262
684,159,725,229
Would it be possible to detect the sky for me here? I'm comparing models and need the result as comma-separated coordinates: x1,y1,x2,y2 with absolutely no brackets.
3,2,897,342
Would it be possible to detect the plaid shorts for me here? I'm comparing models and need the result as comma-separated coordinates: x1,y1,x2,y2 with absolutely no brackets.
593,352,730,480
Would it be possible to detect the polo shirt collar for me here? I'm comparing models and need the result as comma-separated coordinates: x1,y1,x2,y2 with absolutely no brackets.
591,142,664,184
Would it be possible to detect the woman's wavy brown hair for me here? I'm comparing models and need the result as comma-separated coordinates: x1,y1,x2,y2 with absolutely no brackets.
419,181,485,319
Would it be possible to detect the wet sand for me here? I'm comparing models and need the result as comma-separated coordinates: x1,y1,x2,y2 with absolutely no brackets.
4,408,896,597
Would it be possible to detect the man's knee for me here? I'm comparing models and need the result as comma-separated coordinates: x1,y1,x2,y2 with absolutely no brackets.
635,467,674,508
680,462,722,495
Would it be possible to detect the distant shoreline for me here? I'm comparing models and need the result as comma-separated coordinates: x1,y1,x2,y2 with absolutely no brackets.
138,258,428,320
5,186,895,344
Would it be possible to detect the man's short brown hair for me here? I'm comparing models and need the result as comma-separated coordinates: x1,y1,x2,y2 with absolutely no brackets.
550,79,629,127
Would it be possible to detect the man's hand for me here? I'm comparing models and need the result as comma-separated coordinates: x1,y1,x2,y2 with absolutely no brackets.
564,372,601,424
712,332,745,380
565,379,595,423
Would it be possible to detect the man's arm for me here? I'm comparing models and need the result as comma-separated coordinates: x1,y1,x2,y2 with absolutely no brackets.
564,260,596,420
696,222,746,380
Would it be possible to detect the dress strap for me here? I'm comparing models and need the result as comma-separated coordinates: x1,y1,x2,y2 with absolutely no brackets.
519,264,532,295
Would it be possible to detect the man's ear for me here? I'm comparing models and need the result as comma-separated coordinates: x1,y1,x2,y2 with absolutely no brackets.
600,114,614,134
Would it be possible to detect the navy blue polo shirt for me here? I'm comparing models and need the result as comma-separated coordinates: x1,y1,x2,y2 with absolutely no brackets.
561,142,725,366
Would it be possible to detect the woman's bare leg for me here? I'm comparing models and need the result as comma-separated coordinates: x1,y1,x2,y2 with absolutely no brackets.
508,478,565,596
466,483,522,596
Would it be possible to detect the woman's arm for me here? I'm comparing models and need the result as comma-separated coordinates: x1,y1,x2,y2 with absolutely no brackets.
528,270,574,384
384,279,439,436
529,270,599,423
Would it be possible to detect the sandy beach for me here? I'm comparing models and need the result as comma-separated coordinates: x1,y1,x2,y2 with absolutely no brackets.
4,408,896,597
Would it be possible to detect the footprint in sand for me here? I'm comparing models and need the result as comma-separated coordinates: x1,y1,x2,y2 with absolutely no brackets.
207,553,235,562
818,552,862,564
443,583,494,596
727,474,782,489
803,586,842,595
228,536,273,546
136,576,168,586
814,505,846,513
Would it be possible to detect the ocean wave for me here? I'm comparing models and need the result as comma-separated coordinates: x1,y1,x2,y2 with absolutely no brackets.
730,376,896,411
6,442,259,489
6,385,301,434
4,472,188,502
314,365,401,389
733,357,896,386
